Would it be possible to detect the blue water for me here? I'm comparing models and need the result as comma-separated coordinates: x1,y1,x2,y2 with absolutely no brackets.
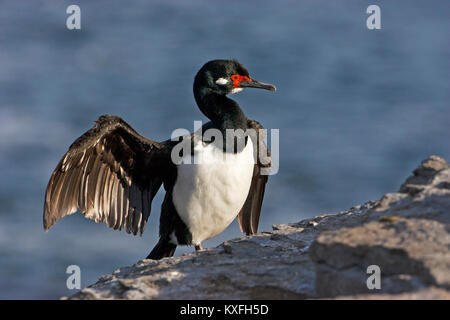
0,0,448,299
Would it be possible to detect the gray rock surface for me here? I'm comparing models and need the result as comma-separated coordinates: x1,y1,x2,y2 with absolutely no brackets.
68,155,450,300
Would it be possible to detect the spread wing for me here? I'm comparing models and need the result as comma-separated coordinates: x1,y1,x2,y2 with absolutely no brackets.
237,119,271,235
43,115,172,235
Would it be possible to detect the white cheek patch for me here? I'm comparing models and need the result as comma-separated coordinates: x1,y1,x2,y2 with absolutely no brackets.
215,78,229,85
231,88,243,94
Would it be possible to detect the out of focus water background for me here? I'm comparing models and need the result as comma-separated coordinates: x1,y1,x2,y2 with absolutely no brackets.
0,0,448,299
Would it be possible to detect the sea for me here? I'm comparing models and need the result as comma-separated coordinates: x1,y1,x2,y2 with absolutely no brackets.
0,0,448,298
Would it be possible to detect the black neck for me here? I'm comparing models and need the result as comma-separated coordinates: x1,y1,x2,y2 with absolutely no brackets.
194,88,248,132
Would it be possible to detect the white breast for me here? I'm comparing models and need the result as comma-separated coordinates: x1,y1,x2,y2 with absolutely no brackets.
172,138,255,245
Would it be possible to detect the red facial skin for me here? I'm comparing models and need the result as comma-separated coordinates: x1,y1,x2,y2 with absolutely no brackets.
231,74,251,88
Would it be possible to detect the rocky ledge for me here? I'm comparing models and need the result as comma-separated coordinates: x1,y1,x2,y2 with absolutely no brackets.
68,155,450,300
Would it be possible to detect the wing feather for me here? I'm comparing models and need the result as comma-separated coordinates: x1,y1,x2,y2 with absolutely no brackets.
237,119,272,235
43,114,171,235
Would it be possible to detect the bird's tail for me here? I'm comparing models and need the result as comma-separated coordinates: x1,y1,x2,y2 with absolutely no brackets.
146,239,177,260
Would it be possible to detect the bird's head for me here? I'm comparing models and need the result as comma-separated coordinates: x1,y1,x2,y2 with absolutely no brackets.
194,59,276,97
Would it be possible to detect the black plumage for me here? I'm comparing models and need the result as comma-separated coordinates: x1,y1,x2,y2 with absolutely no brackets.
44,59,275,259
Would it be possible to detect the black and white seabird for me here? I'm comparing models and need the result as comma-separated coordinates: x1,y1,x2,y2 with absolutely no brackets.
43,59,276,259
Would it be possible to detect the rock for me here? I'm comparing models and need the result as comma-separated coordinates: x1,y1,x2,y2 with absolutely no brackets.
68,233,314,300
68,156,450,300
309,155,450,298
310,218,450,297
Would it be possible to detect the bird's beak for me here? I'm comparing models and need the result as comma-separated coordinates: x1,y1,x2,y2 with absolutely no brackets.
239,79,276,91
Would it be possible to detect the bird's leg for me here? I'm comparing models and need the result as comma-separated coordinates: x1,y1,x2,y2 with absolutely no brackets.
195,244,203,251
